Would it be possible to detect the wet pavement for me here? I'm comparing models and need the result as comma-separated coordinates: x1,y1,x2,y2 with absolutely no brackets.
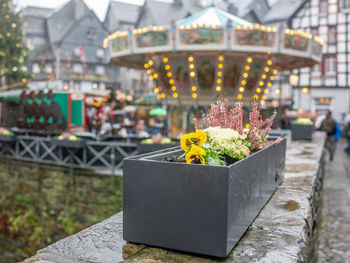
318,138,350,263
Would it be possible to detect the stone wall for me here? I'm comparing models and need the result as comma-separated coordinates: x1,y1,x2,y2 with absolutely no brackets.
24,132,326,263
0,161,123,262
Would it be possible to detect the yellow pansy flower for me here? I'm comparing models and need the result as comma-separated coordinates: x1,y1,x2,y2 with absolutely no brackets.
180,129,207,152
185,145,206,164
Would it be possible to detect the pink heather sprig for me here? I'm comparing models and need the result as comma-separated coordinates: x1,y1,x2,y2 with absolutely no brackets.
194,99,281,151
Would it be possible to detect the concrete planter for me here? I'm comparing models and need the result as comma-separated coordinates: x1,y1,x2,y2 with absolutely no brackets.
52,139,85,149
123,138,286,258
137,142,179,154
291,124,314,140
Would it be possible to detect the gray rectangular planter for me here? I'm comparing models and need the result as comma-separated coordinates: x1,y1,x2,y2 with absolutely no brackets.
291,124,314,140
137,142,179,155
123,138,286,258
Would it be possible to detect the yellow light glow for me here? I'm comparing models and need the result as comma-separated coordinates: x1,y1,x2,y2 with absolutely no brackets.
249,25,254,30
148,60,153,66
149,76,153,80
236,25,242,30
274,89,280,94
165,65,170,70
163,57,168,63
267,82,272,87
147,69,152,74
188,56,194,62
247,57,252,63
157,94,161,99
154,88,159,93
218,63,223,69
171,86,177,91
212,25,217,29
273,69,278,74
173,92,178,98
217,79,222,84
264,67,270,72
253,94,259,100
159,26,164,31
260,100,266,105
169,79,174,84
167,72,172,77
190,71,196,77
237,94,243,100
239,87,244,92
185,25,191,30
270,76,275,81
216,86,221,92
264,89,269,94
241,80,246,85
205,24,210,28
153,73,158,79
218,56,224,61
160,93,166,98
144,63,149,68
267,60,272,65
259,81,264,86
255,24,260,29
192,86,197,91
245,65,250,71
179,25,185,30
192,93,197,99
189,64,194,69
262,74,267,79
261,26,266,31
217,71,223,77
243,73,248,78
143,28,148,33
302,87,309,94
262,95,266,100
256,88,262,93
272,27,277,32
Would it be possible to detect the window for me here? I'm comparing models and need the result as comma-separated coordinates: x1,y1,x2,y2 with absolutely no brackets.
73,64,83,74
315,97,331,105
87,27,97,40
310,27,319,36
32,63,40,74
343,0,350,9
45,64,53,74
328,26,337,44
322,55,337,74
95,65,105,75
312,63,320,73
96,49,105,59
320,0,328,14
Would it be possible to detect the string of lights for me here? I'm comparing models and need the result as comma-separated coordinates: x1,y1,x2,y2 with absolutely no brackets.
188,55,198,99
215,55,224,93
237,57,253,101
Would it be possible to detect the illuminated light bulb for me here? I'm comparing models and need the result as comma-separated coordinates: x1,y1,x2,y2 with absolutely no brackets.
160,93,166,98
262,74,267,79
259,81,264,86
192,86,197,91
239,87,244,92
243,73,248,78
218,63,223,69
256,88,262,93
212,25,217,29
218,56,224,61
143,28,148,32
148,60,153,66
169,79,174,84
154,88,159,93
217,79,222,84
190,71,196,77
255,24,260,29
153,26,158,31
264,89,269,94
157,94,161,99
261,26,266,31
179,25,185,30
192,93,197,99
189,64,194,69
264,67,270,72
188,56,194,62
267,60,272,65
205,24,210,28
262,95,266,100
147,69,152,74
260,100,266,105
173,92,178,98
193,24,198,29
273,69,278,74
144,63,149,68
274,89,280,94
237,94,243,100
137,29,142,34
171,86,177,91
302,87,309,94
165,65,170,70
247,57,253,63
216,86,221,92
253,94,259,100
163,57,168,63
185,25,191,30
249,25,254,30
245,65,250,71
159,26,164,31
217,71,223,77
153,73,158,79
267,82,272,87
243,26,248,30
272,28,277,32
270,76,275,81
241,80,246,85
167,72,172,77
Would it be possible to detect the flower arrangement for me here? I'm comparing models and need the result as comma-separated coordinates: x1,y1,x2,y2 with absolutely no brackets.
0,128,13,136
57,132,81,141
179,100,281,166
294,118,313,125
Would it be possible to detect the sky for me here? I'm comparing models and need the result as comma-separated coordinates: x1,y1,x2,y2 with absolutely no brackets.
15,0,145,21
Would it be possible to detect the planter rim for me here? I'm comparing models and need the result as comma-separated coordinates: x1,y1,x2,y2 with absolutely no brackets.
128,137,286,169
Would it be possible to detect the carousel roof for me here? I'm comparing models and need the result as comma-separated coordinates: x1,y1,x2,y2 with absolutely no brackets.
176,4,251,27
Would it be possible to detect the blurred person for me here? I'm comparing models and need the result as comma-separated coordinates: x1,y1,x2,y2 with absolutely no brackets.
334,121,342,149
279,112,290,130
135,119,149,137
315,111,326,130
148,117,160,135
344,112,350,155
321,111,337,161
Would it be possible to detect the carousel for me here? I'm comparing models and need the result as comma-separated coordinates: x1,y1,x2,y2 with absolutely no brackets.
104,4,323,137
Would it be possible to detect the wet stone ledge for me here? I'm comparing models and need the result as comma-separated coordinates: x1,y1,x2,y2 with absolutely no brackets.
23,132,326,263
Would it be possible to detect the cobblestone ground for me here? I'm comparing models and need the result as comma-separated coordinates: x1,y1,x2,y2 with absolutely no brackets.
318,138,350,263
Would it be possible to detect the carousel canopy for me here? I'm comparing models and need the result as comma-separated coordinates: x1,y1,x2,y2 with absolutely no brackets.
177,4,251,27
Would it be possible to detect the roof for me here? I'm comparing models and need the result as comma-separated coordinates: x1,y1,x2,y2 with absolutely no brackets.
228,0,270,23
105,1,141,32
46,0,90,44
138,0,202,26
263,0,306,24
22,6,54,18
177,4,251,26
